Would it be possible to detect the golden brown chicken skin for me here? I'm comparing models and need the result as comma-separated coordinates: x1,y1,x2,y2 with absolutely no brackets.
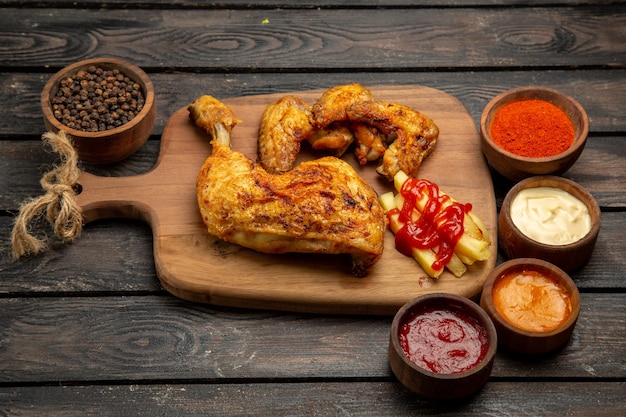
307,125,354,157
188,95,242,134
347,100,439,180
310,83,374,128
190,96,386,277
258,95,315,174
310,84,388,163
258,95,355,172
352,122,388,165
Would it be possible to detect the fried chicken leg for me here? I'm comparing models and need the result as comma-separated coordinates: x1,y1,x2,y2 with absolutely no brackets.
190,96,386,277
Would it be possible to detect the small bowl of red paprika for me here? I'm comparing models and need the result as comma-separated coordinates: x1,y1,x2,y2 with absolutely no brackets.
388,293,497,400
480,86,589,182
480,258,581,356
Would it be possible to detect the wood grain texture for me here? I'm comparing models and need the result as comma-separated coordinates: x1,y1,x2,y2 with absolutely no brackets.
0,70,626,134
6,0,615,6
1,1,624,414
1,7,624,69
3,70,626,137
0,210,622,293
1,210,624,292
72,85,496,314
1,382,625,416
0,294,623,383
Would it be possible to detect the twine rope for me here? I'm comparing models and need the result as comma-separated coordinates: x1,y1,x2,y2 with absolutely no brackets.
11,131,83,260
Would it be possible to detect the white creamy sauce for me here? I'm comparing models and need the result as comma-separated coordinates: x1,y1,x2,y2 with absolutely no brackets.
510,187,591,245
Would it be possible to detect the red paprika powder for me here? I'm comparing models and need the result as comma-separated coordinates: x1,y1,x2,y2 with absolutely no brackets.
490,99,574,158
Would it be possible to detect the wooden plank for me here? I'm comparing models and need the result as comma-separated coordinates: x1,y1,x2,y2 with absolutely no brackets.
2,210,624,292
0,293,623,382
1,211,624,291
3,0,618,7
0,218,160,293
0,381,624,416
2,70,625,137
0,2,622,416
1,133,623,211
0,7,624,69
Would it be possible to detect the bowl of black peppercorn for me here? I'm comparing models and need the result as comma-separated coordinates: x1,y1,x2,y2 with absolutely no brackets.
41,57,156,164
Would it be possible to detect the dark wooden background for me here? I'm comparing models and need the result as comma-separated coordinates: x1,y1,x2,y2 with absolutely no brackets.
1,1,624,415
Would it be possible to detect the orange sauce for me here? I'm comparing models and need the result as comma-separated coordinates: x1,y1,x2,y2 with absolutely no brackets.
492,268,572,332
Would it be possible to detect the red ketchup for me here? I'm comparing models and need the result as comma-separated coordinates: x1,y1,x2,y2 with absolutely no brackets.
399,306,489,374
388,178,471,271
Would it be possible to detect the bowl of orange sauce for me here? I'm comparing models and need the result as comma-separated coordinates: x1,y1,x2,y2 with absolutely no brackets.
480,258,580,355
388,293,497,400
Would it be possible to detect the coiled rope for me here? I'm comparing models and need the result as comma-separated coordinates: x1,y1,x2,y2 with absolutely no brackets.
10,131,83,260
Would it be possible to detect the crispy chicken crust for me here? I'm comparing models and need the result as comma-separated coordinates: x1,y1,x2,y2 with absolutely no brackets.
347,100,439,180
257,84,439,180
257,95,315,174
189,95,386,277
310,83,374,128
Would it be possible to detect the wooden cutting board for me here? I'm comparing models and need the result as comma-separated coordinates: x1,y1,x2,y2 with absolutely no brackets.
76,85,497,315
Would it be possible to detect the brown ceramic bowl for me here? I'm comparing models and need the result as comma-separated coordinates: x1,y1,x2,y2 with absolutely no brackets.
480,258,581,355
388,293,497,400
41,57,156,164
480,86,588,181
499,175,600,272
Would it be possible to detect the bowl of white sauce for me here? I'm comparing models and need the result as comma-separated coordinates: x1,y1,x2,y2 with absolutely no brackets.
498,176,601,272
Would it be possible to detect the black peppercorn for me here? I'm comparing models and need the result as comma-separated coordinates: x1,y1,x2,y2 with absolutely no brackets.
51,65,145,132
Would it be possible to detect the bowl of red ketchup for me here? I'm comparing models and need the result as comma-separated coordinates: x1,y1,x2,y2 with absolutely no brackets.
388,293,497,400
480,258,581,356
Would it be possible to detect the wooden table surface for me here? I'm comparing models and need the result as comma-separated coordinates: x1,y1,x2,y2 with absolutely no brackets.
1,1,624,415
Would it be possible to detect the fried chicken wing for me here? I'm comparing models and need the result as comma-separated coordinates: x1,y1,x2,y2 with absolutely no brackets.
307,124,354,157
347,100,439,180
258,95,315,174
352,122,388,165
190,96,386,277
310,84,374,128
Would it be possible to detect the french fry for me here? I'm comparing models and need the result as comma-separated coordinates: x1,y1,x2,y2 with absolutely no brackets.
394,171,490,262
381,204,445,278
380,171,491,278
382,191,469,277
379,191,397,213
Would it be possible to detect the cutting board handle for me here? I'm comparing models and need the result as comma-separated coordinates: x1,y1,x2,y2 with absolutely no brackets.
73,106,210,238
75,171,159,227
